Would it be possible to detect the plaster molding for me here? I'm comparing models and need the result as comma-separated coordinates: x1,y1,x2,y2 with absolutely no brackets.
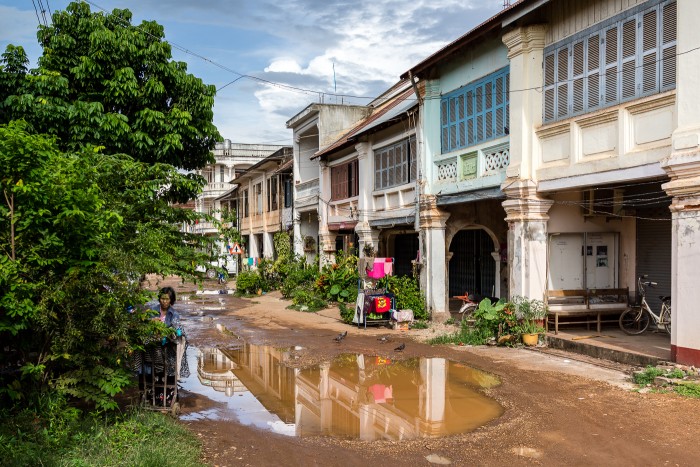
355,141,371,160
419,195,450,229
661,150,700,212
502,25,547,59
423,80,441,99
501,179,553,222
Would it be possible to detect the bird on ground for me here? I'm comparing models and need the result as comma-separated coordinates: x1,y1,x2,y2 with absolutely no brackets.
334,331,348,343
377,336,390,344
394,342,405,352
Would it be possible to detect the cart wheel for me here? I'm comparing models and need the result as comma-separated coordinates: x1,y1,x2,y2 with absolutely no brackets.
171,402,180,416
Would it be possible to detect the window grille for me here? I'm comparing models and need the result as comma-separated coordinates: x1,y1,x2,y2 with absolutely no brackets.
543,0,676,123
440,67,510,153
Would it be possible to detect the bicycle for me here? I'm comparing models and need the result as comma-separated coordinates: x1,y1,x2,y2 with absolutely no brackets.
619,275,671,335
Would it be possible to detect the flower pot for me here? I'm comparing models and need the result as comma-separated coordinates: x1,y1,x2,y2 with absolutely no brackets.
521,333,539,346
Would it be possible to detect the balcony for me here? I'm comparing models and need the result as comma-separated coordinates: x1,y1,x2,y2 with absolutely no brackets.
295,178,319,209
432,141,509,196
201,182,233,199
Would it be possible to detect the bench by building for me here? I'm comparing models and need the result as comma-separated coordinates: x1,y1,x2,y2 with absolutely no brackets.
545,288,629,334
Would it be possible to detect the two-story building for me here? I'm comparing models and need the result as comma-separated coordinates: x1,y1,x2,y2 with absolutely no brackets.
401,0,699,365
286,104,370,264
312,81,420,275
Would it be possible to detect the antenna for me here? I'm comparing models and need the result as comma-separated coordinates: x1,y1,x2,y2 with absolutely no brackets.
503,0,511,8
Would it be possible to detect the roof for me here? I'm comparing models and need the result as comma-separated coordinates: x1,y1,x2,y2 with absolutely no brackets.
401,0,536,79
312,86,416,160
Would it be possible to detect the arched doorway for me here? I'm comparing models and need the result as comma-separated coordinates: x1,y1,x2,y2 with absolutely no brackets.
448,229,496,298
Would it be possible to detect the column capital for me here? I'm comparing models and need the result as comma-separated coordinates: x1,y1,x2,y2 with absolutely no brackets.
501,179,553,222
355,141,371,159
502,25,547,59
661,150,700,213
423,80,441,100
419,195,450,229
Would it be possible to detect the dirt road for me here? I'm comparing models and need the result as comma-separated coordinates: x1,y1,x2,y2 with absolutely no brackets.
146,277,700,466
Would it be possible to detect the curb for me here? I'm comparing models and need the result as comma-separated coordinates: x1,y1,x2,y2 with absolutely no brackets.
546,335,663,367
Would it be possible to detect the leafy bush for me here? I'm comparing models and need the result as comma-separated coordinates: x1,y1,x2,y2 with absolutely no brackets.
279,258,318,298
675,383,700,398
234,270,261,295
633,366,666,385
385,275,427,320
411,320,429,329
315,251,358,304
338,302,354,324
288,288,326,312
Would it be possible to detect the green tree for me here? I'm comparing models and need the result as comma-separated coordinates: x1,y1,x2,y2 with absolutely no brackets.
0,1,219,175
0,2,221,410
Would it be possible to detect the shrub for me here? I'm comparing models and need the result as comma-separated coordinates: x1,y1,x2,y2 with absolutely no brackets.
385,275,427,320
633,366,666,385
338,302,355,324
315,251,358,304
234,270,261,295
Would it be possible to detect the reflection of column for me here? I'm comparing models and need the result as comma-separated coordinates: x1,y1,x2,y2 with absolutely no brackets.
319,362,332,433
419,357,446,436
420,196,451,319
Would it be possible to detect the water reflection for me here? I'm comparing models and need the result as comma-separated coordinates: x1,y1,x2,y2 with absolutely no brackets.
181,343,502,440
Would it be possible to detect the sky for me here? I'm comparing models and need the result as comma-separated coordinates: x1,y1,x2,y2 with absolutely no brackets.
0,0,504,145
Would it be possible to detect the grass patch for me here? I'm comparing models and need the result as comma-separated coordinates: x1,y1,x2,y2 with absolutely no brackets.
428,327,492,346
410,320,429,329
633,366,666,385
0,403,204,467
675,383,700,398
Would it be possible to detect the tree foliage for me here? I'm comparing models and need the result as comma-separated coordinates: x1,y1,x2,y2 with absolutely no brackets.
0,2,221,411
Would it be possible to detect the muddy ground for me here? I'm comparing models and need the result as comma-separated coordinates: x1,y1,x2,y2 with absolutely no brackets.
145,276,700,466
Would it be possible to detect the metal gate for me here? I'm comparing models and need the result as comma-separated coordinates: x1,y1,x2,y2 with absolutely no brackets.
393,233,419,277
448,230,495,297
636,209,671,312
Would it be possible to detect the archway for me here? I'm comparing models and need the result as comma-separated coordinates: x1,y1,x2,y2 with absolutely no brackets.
448,229,497,298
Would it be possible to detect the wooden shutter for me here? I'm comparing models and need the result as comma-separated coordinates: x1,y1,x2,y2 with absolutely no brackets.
466,89,475,144
587,34,601,110
641,9,659,95
572,40,585,114
440,100,448,153
661,1,677,91
604,26,618,104
621,18,636,100
544,52,555,122
556,47,569,119
409,136,417,182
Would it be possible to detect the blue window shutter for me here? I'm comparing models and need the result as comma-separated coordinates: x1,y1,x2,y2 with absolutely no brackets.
660,1,677,91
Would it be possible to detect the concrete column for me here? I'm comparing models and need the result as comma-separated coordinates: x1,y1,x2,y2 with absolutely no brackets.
502,25,546,180
356,223,380,259
293,218,303,257
319,232,336,267
491,251,502,298
660,0,700,365
354,142,379,258
420,195,450,320
502,180,553,301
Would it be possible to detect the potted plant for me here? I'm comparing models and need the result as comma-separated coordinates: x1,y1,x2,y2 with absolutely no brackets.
511,296,547,346
362,242,376,258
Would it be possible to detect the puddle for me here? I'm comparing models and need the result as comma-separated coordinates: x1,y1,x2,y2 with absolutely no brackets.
180,343,503,440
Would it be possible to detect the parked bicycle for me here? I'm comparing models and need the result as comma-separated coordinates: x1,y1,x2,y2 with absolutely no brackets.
619,275,671,335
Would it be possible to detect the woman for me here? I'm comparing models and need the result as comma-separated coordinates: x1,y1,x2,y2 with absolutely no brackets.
151,286,182,333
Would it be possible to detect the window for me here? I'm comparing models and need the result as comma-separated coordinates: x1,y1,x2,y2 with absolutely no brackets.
283,176,293,208
219,165,225,183
254,183,262,215
330,159,359,201
267,176,278,212
242,189,249,218
374,135,417,190
543,0,676,123
440,68,510,154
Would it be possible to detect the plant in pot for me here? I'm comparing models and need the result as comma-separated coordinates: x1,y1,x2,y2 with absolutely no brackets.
362,242,376,258
512,296,547,346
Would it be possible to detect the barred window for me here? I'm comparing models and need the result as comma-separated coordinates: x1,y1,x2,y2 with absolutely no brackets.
266,176,278,212
440,68,510,154
330,159,359,201
543,0,676,123
374,136,417,190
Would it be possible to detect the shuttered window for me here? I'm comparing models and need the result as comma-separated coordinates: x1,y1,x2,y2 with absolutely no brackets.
330,159,359,201
440,67,510,154
374,135,417,190
543,0,676,123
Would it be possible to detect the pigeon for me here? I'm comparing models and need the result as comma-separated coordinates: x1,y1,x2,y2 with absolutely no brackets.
394,342,405,352
377,336,390,344
334,331,348,343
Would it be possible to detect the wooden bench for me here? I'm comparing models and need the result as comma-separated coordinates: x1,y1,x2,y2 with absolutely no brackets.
546,288,629,334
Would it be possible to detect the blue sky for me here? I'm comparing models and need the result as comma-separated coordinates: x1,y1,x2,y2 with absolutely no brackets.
0,0,503,144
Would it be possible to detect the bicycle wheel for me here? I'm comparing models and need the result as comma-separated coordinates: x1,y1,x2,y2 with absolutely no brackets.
661,300,672,334
619,307,650,335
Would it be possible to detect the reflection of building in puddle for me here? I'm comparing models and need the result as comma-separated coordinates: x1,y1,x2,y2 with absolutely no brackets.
195,344,502,440
197,345,296,424
295,355,502,440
